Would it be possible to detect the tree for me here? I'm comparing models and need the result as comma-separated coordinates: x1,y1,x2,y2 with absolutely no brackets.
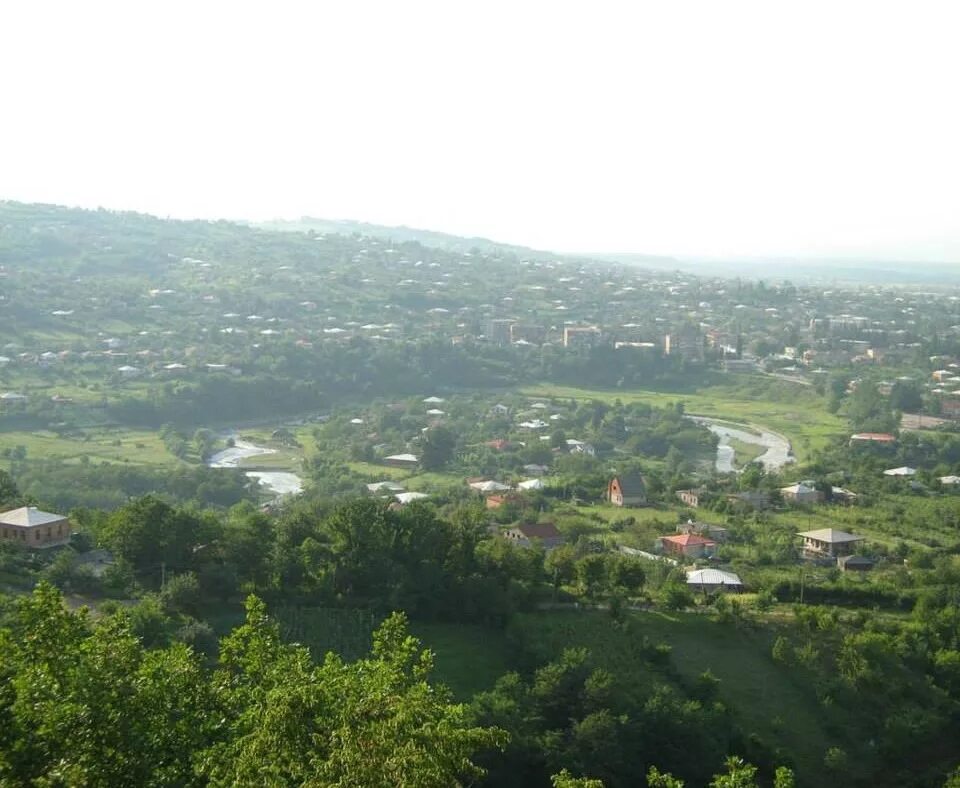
659,582,694,611
160,571,202,616
575,554,608,598
98,495,213,574
607,556,645,593
200,598,505,786
552,769,605,787
421,425,457,470
0,583,213,786
710,757,759,788
0,469,19,506
648,766,686,787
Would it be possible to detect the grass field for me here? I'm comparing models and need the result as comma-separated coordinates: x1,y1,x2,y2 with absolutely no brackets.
728,437,767,468
522,379,845,463
408,622,517,699
0,427,175,465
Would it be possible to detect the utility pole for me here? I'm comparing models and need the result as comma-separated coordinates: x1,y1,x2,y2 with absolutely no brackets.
161,561,166,590
799,565,805,605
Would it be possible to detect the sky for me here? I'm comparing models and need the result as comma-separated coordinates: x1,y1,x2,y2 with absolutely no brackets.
1,0,958,262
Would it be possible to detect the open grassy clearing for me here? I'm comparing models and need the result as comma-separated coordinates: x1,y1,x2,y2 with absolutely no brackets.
0,427,175,466
522,380,845,463
728,437,767,467
408,622,517,699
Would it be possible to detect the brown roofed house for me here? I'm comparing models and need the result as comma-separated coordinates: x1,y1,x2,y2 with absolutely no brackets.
503,522,565,549
608,473,647,507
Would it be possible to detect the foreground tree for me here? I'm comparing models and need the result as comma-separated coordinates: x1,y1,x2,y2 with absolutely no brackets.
199,597,505,786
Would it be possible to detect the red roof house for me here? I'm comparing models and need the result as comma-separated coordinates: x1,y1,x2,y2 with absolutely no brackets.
658,533,717,559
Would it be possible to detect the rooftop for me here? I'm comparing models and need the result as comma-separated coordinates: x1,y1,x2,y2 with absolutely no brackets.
513,522,561,539
0,506,67,527
797,528,864,544
662,533,716,547
686,568,743,586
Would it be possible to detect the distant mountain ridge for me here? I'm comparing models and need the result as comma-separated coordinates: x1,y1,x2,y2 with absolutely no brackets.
256,217,680,268
256,217,553,258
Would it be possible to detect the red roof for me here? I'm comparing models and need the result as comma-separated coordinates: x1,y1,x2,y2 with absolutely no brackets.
850,433,896,442
662,533,716,547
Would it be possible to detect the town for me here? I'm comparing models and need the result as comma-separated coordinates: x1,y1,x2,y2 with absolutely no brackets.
2,201,960,787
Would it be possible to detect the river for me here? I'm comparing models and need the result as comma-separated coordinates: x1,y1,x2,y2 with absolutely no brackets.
207,435,304,496
686,416,794,473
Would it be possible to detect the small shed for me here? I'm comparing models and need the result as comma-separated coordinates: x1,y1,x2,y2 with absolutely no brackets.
838,555,874,572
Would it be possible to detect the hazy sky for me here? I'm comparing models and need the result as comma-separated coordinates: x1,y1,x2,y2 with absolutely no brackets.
2,1,958,261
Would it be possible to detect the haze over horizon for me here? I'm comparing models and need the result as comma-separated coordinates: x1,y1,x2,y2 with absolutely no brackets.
2,0,958,263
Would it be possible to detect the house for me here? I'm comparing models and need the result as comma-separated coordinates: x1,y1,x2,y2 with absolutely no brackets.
503,522,564,549
523,463,549,475
394,491,429,505
517,478,545,491
849,433,896,447
469,480,512,493
797,528,864,559
941,397,960,419
0,507,71,548
677,520,729,543
883,466,916,477
686,568,743,593
366,481,406,493
676,488,703,508
831,487,859,504
608,473,647,507
487,492,523,509
780,482,824,505
383,453,419,469
563,326,601,348
939,475,960,486
658,533,717,559
725,490,771,510
566,439,596,456
838,555,874,572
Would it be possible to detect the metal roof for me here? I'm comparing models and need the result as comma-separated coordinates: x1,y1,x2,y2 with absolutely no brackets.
0,507,67,527
797,528,864,543
686,568,743,586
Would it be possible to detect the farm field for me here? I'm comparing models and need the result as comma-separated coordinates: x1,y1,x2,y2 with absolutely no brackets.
522,378,846,463
0,427,175,466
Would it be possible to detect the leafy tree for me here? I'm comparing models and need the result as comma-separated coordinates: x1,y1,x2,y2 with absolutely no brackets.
575,554,608,598
0,469,19,506
709,756,758,788
0,583,213,786
200,597,504,786
98,495,213,574
421,425,457,470
160,571,202,616
552,769,605,787
648,766,686,787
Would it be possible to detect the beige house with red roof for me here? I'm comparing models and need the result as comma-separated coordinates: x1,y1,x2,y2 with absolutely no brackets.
657,533,717,559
